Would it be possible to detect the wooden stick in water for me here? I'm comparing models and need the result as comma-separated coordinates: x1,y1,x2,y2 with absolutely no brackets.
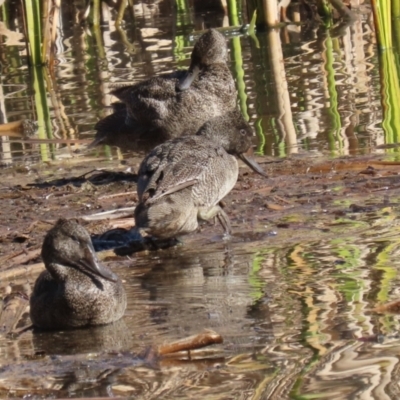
0,285,30,335
157,329,223,356
142,329,223,365
0,121,28,137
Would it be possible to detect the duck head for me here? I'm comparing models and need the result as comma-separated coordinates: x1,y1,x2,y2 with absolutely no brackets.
178,29,228,91
197,110,268,177
41,219,118,282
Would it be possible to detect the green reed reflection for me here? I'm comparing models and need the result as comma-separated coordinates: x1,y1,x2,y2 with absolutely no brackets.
323,35,342,155
175,0,192,66
248,252,266,301
175,0,192,28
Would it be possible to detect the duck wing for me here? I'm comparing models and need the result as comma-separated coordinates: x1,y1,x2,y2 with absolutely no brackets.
112,70,187,104
137,136,221,203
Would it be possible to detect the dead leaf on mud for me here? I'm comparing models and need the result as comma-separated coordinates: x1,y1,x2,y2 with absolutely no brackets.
265,203,284,211
358,166,378,176
251,186,273,195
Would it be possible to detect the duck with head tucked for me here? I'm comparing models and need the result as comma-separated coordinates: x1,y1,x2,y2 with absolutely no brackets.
134,109,267,240
30,219,127,331
89,29,237,151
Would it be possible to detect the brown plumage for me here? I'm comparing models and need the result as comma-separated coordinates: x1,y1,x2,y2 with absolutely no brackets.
134,110,267,239
30,219,127,330
89,29,237,151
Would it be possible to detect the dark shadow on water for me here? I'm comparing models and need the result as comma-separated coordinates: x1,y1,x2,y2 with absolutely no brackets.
26,169,138,189
32,319,132,355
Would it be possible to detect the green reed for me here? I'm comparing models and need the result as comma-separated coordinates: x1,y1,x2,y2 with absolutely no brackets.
231,37,249,120
32,67,53,161
371,0,393,49
379,50,400,151
392,0,400,51
92,0,101,27
21,1,54,159
24,0,43,66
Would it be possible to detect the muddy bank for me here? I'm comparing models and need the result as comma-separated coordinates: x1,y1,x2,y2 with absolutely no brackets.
1,153,399,275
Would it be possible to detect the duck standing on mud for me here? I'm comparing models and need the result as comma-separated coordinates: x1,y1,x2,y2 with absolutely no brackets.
89,29,237,151
134,110,267,240
30,219,127,330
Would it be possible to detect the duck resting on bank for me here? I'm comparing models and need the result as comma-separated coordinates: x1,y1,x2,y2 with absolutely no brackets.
30,219,127,330
89,29,237,152
133,109,267,240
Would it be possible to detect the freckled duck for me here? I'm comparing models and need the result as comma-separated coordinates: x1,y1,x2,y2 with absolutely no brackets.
89,29,237,151
30,219,127,330
134,109,267,239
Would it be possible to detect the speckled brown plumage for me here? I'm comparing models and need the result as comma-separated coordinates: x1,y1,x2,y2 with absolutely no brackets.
30,219,127,330
134,110,267,239
89,29,236,151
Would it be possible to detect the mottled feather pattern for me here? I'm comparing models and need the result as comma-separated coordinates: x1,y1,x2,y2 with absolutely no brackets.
90,30,237,152
30,219,127,330
115,66,236,135
133,110,262,239
138,137,224,203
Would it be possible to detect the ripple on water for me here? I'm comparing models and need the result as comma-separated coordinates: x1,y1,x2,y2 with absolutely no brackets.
2,231,400,397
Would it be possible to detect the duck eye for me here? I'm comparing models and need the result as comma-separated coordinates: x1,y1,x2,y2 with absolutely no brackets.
207,49,214,57
240,129,246,136
71,236,80,244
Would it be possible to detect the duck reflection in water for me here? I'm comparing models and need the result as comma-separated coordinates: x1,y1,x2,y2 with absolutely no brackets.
89,29,237,152
139,247,273,351
30,219,127,331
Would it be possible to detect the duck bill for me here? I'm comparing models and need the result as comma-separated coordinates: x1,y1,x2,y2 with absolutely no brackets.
79,242,118,282
238,153,268,177
177,65,200,91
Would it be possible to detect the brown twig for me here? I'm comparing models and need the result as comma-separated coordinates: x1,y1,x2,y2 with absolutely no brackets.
157,329,223,356
3,248,41,268
0,261,44,280
141,329,223,365
82,208,135,221
98,191,136,200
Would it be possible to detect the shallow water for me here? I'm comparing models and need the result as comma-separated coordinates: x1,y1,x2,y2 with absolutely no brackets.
2,0,400,399
3,222,400,398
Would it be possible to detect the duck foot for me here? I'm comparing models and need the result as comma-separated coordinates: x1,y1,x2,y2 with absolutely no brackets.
199,205,232,237
115,237,180,256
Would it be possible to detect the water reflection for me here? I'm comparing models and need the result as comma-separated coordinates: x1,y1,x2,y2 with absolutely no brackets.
2,230,400,397
0,1,393,166
32,319,132,355
136,247,273,350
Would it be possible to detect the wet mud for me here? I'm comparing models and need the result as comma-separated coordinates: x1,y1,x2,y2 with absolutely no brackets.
1,153,398,270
